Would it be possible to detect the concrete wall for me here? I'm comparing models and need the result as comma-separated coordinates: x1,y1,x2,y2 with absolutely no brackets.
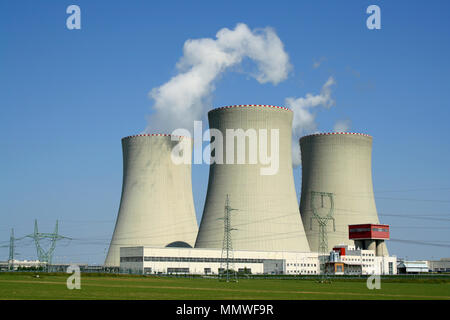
104,135,198,266
195,105,310,252
299,133,388,254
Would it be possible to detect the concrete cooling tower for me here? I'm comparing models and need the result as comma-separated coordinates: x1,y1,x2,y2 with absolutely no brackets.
299,132,388,255
105,134,198,267
195,105,310,252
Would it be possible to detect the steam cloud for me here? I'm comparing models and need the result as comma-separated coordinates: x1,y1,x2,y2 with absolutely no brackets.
285,77,336,166
333,119,351,132
146,23,291,133
146,23,347,167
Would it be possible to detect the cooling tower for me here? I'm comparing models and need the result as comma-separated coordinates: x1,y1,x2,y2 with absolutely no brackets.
104,134,198,267
299,132,388,254
195,105,310,252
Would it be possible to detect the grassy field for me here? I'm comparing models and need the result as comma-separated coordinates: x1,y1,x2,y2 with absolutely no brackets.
0,273,449,300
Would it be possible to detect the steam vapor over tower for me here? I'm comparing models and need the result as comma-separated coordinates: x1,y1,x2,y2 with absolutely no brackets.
195,105,310,252
299,132,388,255
105,134,198,267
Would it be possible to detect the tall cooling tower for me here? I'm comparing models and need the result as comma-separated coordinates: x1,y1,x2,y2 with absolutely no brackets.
195,105,310,252
299,132,388,254
105,134,198,267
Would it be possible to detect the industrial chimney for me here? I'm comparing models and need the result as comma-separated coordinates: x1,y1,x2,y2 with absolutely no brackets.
299,132,388,254
104,134,198,267
195,105,310,252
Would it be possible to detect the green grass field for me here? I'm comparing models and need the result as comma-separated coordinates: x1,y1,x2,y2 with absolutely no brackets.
0,273,449,300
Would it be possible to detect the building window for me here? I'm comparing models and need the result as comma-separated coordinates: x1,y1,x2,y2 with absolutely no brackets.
167,267,189,274
120,256,143,262
238,268,252,274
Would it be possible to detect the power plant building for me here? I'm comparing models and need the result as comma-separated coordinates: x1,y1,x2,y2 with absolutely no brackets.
105,110,397,275
120,247,319,275
119,246,395,276
104,134,199,267
299,132,388,255
195,105,310,252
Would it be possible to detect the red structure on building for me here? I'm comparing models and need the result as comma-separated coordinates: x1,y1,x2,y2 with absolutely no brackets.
348,224,390,256
349,224,389,240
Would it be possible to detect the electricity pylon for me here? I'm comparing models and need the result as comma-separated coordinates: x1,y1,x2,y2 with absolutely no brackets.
219,194,238,282
5,228,27,271
26,220,71,266
310,191,335,279
8,229,15,270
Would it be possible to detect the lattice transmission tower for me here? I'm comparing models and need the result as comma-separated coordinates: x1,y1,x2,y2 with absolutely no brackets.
4,228,28,270
310,191,335,279
26,220,71,266
8,229,15,270
219,194,238,282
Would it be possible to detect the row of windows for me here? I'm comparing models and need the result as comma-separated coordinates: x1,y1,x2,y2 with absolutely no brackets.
372,228,389,232
287,270,317,274
287,263,316,267
167,267,190,273
121,257,143,262
342,258,373,263
350,228,388,233
143,256,264,263
349,228,371,233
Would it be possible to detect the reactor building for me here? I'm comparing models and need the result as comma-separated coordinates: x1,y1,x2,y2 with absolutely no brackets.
104,134,199,267
299,132,388,256
195,105,310,252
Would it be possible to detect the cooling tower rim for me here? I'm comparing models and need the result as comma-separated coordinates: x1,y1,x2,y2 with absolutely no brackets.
300,132,372,140
122,133,192,140
209,104,292,113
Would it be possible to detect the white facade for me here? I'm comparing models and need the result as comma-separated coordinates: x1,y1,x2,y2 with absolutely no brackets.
105,135,199,267
120,246,397,275
5,259,45,270
397,260,429,273
328,245,397,275
120,246,319,275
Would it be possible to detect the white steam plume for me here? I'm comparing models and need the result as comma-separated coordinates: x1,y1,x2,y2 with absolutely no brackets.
146,23,291,133
285,76,336,166
333,119,351,132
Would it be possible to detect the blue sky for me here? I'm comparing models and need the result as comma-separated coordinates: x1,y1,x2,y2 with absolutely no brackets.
1,0,449,264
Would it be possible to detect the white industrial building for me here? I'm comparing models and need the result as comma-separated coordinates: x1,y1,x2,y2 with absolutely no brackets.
397,261,429,274
0,259,45,271
120,246,319,275
119,246,396,276
427,258,450,273
327,245,397,275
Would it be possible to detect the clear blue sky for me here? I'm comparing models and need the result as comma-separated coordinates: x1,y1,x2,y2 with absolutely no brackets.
1,0,449,264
